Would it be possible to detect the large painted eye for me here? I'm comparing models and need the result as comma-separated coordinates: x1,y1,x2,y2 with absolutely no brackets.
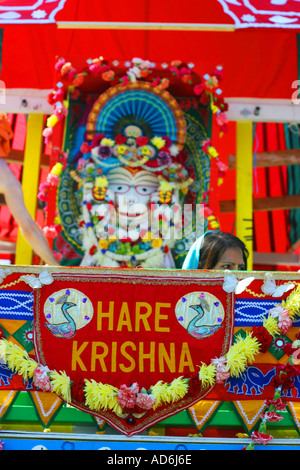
135,185,157,195
109,184,130,194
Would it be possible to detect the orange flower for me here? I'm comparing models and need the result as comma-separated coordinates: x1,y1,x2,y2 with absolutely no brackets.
140,69,150,78
73,73,85,87
102,70,115,81
157,78,170,90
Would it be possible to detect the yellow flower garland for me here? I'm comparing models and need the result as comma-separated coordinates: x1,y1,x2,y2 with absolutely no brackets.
1,283,300,417
226,333,260,378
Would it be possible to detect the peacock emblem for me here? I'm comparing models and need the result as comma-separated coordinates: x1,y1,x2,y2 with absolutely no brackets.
45,293,77,339
187,296,223,339
175,292,225,340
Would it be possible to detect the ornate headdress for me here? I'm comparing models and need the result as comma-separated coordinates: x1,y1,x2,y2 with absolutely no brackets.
41,57,227,268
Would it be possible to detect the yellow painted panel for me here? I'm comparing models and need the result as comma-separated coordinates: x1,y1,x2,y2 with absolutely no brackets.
15,114,44,265
236,122,253,270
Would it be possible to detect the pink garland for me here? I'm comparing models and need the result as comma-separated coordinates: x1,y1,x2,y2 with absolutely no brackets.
117,383,156,412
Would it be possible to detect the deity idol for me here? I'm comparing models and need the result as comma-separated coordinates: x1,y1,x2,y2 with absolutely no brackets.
74,124,193,269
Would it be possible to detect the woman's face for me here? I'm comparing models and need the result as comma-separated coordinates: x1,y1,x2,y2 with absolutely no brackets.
213,247,246,271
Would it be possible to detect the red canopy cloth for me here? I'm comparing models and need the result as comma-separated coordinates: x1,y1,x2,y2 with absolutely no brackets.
0,0,298,100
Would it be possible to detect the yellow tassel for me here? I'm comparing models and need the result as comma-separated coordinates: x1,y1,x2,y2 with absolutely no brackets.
84,380,119,413
282,284,300,320
47,115,59,128
198,363,216,388
150,378,189,409
50,370,71,403
0,339,38,381
0,339,8,361
50,162,64,176
263,315,280,337
150,380,169,409
166,377,189,403
226,334,260,377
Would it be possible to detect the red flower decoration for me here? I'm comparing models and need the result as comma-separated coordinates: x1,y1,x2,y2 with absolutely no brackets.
277,363,300,378
115,135,127,145
193,83,205,96
282,342,297,357
263,411,283,423
251,431,273,445
188,375,201,395
71,378,86,403
136,136,149,146
265,398,287,412
273,363,300,390
273,374,295,391
80,142,90,154
91,134,105,148
89,245,97,256
252,325,273,354
117,383,139,410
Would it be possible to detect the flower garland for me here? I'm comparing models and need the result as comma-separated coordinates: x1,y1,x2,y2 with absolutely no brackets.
243,344,300,450
0,338,191,417
1,283,300,432
41,57,227,252
44,57,227,145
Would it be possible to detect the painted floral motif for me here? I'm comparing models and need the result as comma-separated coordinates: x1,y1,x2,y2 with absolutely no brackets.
0,1,67,23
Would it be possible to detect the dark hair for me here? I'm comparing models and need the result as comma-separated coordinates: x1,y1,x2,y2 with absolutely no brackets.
198,231,249,270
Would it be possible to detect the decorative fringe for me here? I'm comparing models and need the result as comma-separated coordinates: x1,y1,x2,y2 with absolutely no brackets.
0,339,38,381
263,315,281,337
49,370,71,403
225,333,260,378
150,377,189,409
84,380,121,415
164,377,189,403
150,380,169,409
282,284,300,321
198,363,217,388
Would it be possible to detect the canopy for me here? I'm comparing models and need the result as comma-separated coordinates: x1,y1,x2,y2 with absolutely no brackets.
0,0,299,271
0,0,298,100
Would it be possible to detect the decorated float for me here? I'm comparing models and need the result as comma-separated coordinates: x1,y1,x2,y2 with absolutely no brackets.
0,53,300,451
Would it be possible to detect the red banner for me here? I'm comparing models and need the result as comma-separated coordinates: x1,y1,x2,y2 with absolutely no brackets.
218,0,300,28
2,267,300,436
33,270,234,435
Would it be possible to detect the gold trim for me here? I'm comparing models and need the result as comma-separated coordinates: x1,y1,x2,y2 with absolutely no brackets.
3,265,300,281
56,22,236,32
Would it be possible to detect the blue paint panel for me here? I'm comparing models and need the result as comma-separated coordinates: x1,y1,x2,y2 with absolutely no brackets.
234,298,300,327
0,290,34,320
2,438,299,451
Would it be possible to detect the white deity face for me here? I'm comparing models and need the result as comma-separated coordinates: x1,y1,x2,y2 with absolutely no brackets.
106,167,159,229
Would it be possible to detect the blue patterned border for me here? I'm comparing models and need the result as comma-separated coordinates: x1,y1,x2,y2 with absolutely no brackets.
235,298,300,327
1,292,299,326
0,291,34,320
